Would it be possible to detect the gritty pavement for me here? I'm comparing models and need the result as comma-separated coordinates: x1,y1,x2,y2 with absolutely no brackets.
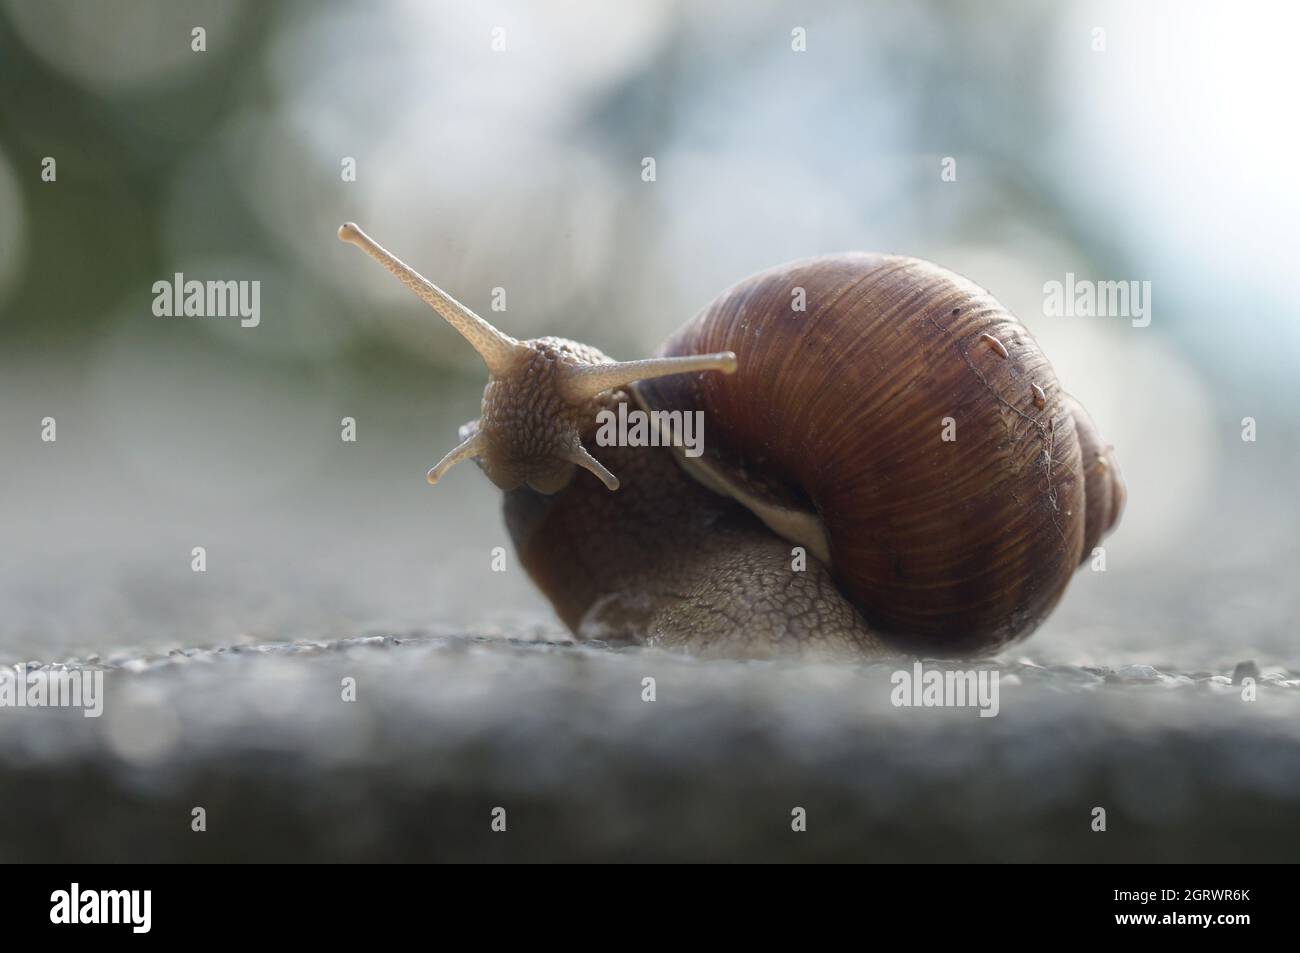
1,629,1297,862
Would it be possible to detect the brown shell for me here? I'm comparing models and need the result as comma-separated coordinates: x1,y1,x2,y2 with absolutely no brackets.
1064,393,1126,564
636,254,1123,654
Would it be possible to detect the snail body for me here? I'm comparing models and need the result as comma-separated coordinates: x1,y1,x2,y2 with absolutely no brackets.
340,224,1124,659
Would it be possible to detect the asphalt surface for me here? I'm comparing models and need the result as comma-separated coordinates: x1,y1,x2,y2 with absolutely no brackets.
2,628,1297,862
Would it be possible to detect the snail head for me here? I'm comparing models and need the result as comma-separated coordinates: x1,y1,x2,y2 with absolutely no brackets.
338,222,736,494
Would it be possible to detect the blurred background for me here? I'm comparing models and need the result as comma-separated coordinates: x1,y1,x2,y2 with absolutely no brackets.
1,0,1296,669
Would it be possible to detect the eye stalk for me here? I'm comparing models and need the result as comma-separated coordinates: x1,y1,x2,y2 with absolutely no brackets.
338,222,737,492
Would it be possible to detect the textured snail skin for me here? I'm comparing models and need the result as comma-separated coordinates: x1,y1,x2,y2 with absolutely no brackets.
504,407,883,659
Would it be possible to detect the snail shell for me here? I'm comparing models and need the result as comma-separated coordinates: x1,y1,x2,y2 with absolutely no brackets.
635,254,1124,654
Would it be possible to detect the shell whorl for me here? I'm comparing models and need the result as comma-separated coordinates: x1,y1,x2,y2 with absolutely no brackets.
1064,393,1126,564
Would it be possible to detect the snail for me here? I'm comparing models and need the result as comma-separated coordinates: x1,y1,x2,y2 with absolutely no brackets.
339,223,1124,660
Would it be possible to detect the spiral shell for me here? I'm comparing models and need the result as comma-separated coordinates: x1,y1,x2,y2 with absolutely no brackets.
635,254,1124,653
